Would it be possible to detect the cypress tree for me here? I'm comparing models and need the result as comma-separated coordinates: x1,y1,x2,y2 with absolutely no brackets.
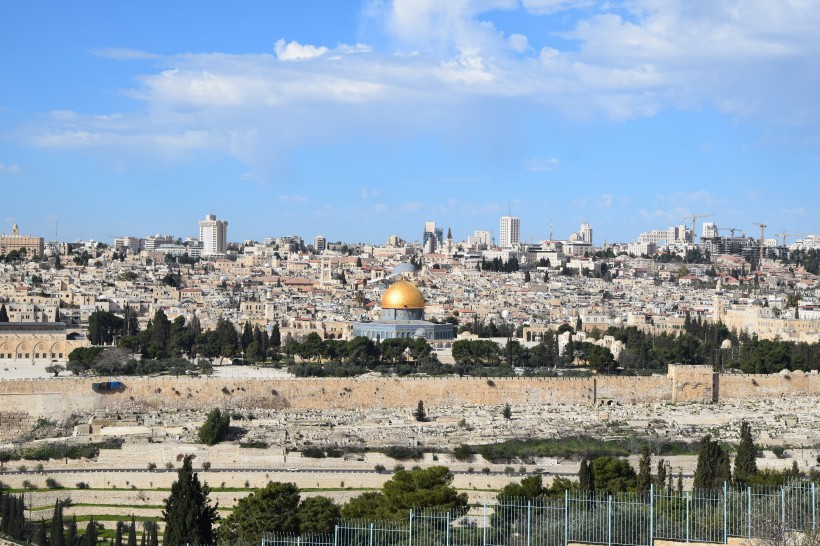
655,459,667,490
733,421,758,484
35,520,49,546
162,455,218,546
51,500,64,546
579,459,594,491
694,435,731,490
127,517,137,546
149,522,158,546
636,446,651,493
271,323,281,347
67,517,77,546
115,522,123,546
677,472,683,494
0,305,8,323
85,518,97,546
1,491,9,534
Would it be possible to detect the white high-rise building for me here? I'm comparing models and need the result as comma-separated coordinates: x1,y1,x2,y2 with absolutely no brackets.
313,235,327,253
702,222,718,239
199,214,228,256
499,216,520,248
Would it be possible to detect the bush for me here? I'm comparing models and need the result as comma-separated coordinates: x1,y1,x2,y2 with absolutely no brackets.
198,408,230,445
202,461,211,470
147,463,157,470
482,467,491,474
382,446,424,461
22,480,36,489
45,477,63,489
76,482,90,489
453,444,475,462
240,441,269,449
374,464,386,473
301,446,326,458
771,446,786,459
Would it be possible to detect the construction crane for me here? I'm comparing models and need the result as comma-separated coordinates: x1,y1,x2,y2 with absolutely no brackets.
719,227,744,238
753,223,767,262
779,231,804,248
683,214,714,241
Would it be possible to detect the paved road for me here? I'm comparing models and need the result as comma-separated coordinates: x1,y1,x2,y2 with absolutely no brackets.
0,467,694,478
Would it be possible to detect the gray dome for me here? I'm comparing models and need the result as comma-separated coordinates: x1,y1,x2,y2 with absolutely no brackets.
392,263,417,276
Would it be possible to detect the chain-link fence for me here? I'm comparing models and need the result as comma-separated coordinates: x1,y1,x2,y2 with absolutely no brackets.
261,482,818,546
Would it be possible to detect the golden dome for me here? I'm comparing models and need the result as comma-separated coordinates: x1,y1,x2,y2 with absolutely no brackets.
380,280,425,310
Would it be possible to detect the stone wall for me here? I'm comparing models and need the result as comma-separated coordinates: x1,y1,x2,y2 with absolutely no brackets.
0,411,35,442
2,367,820,425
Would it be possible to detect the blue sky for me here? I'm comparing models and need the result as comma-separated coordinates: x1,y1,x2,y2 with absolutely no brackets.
1,0,819,245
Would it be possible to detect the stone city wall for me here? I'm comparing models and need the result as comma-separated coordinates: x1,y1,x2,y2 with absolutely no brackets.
1,367,819,424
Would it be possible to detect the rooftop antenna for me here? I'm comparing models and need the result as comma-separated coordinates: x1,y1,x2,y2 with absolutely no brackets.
549,219,553,241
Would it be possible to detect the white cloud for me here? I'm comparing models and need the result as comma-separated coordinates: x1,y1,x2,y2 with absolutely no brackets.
524,157,559,172
22,0,820,169
0,162,21,174
274,39,329,61
403,202,423,212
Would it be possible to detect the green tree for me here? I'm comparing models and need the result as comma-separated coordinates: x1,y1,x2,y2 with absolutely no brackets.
115,522,123,546
591,456,637,494
66,517,77,546
579,459,594,491
734,421,758,484
217,482,301,543
127,517,137,546
51,500,64,546
84,518,97,546
340,492,384,520
636,446,651,493
498,475,545,500
0,304,8,322
297,496,341,535
655,459,667,490
502,403,512,420
162,455,218,546
197,408,230,445
271,323,282,348
693,435,731,490
413,400,426,422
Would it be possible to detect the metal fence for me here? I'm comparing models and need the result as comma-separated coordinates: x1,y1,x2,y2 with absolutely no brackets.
261,482,818,546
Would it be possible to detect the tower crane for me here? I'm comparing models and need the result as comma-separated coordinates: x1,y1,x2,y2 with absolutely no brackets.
752,223,767,262
779,231,804,248
718,227,744,238
683,214,714,241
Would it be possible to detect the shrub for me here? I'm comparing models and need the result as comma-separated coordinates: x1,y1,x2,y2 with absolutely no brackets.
198,408,230,446
76,482,90,489
482,467,491,474
147,462,157,470
374,464,386,473
771,446,786,459
453,444,475,462
165,462,174,470
240,441,269,449
301,446,326,458
382,446,424,461
22,480,36,490
45,477,63,489
202,461,211,470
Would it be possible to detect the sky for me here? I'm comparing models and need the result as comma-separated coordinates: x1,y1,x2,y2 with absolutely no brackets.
1,0,819,245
